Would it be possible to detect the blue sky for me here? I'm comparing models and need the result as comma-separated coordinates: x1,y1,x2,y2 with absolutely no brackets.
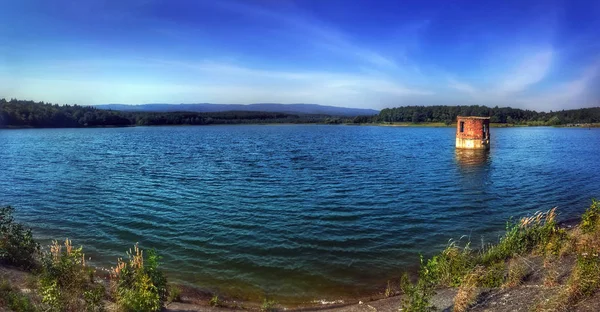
1,0,599,111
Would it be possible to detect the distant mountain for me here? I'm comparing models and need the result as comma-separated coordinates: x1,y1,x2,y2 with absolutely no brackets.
93,103,379,116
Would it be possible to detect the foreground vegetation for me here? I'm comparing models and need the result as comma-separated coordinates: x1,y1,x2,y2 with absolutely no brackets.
396,199,600,312
1,200,599,311
0,206,172,312
2,99,600,128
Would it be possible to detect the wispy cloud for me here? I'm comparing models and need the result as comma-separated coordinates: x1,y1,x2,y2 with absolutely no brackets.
206,1,398,69
153,59,432,98
496,49,554,94
447,48,557,102
516,60,600,110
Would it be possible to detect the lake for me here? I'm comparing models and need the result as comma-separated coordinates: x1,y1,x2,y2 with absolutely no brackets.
0,125,599,303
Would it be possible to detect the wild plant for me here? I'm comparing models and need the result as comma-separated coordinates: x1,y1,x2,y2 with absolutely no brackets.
453,266,482,312
503,257,529,288
0,279,39,312
39,239,104,312
481,208,558,264
260,298,277,312
400,256,436,312
110,244,167,312
0,206,40,270
209,294,221,307
580,198,600,234
384,280,393,297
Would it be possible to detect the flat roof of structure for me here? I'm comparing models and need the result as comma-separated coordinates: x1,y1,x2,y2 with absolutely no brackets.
457,116,491,120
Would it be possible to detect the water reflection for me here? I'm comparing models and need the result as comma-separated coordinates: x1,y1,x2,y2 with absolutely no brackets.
455,149,491,168
455,149,491,190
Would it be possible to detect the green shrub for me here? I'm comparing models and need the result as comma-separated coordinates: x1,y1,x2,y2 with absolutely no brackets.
110,244,167,312
116,274,160,312
209,294,221,307
400,256,436,312
39,239,105,312
0,206,40,270
0,279,39,312
580,199,600,234
260,298,277,312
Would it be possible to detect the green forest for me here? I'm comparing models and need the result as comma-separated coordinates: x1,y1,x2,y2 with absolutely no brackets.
1,98,599,128
0,99,331,128
358,105,600,125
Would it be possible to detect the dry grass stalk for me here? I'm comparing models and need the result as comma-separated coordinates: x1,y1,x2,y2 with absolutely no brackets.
110,243,144,280
543,257,559,287
65,238,73,255
519,207,556,228
503,258,528,289
50,240,62,262
384,280,393,297
129,243,144,270
453,266,482,312
110,258,126,279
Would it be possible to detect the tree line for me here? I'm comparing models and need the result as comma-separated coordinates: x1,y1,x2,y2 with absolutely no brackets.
354,105,600,125
0,99,330,128
1,99,599,128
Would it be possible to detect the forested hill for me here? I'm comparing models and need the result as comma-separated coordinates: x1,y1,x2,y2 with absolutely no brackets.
0,99,333,128
1,99,599,128
95,103,379,116
355,105,600,125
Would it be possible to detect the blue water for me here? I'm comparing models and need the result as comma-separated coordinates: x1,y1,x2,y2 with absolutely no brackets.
0,125,599,302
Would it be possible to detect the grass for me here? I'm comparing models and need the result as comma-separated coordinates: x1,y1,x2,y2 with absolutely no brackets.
533,200,600,311
581,199,600,234
503,258,529,289
481,208,560,264
0,279,39,312
452,267,482,312
384,280,393,297
398,205,597,312
476,261,505,288
542,256,559,287
167,283,182,303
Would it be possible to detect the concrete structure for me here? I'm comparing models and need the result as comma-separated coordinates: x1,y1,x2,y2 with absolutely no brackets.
456,116,490,149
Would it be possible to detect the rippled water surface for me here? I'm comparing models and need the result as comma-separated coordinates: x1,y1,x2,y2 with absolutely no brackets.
1,125,599,302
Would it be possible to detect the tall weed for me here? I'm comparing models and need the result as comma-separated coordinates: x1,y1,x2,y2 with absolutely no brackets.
110,244,167,312
39,239,104,312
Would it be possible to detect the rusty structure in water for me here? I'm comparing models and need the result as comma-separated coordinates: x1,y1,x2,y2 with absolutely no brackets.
456,116,490,150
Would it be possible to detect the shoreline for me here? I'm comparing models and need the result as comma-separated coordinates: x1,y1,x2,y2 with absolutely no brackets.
3,122,599,130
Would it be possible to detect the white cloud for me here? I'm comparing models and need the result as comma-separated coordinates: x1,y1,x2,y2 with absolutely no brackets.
495,49,554,94
446,48,557,105
516,61,600,110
